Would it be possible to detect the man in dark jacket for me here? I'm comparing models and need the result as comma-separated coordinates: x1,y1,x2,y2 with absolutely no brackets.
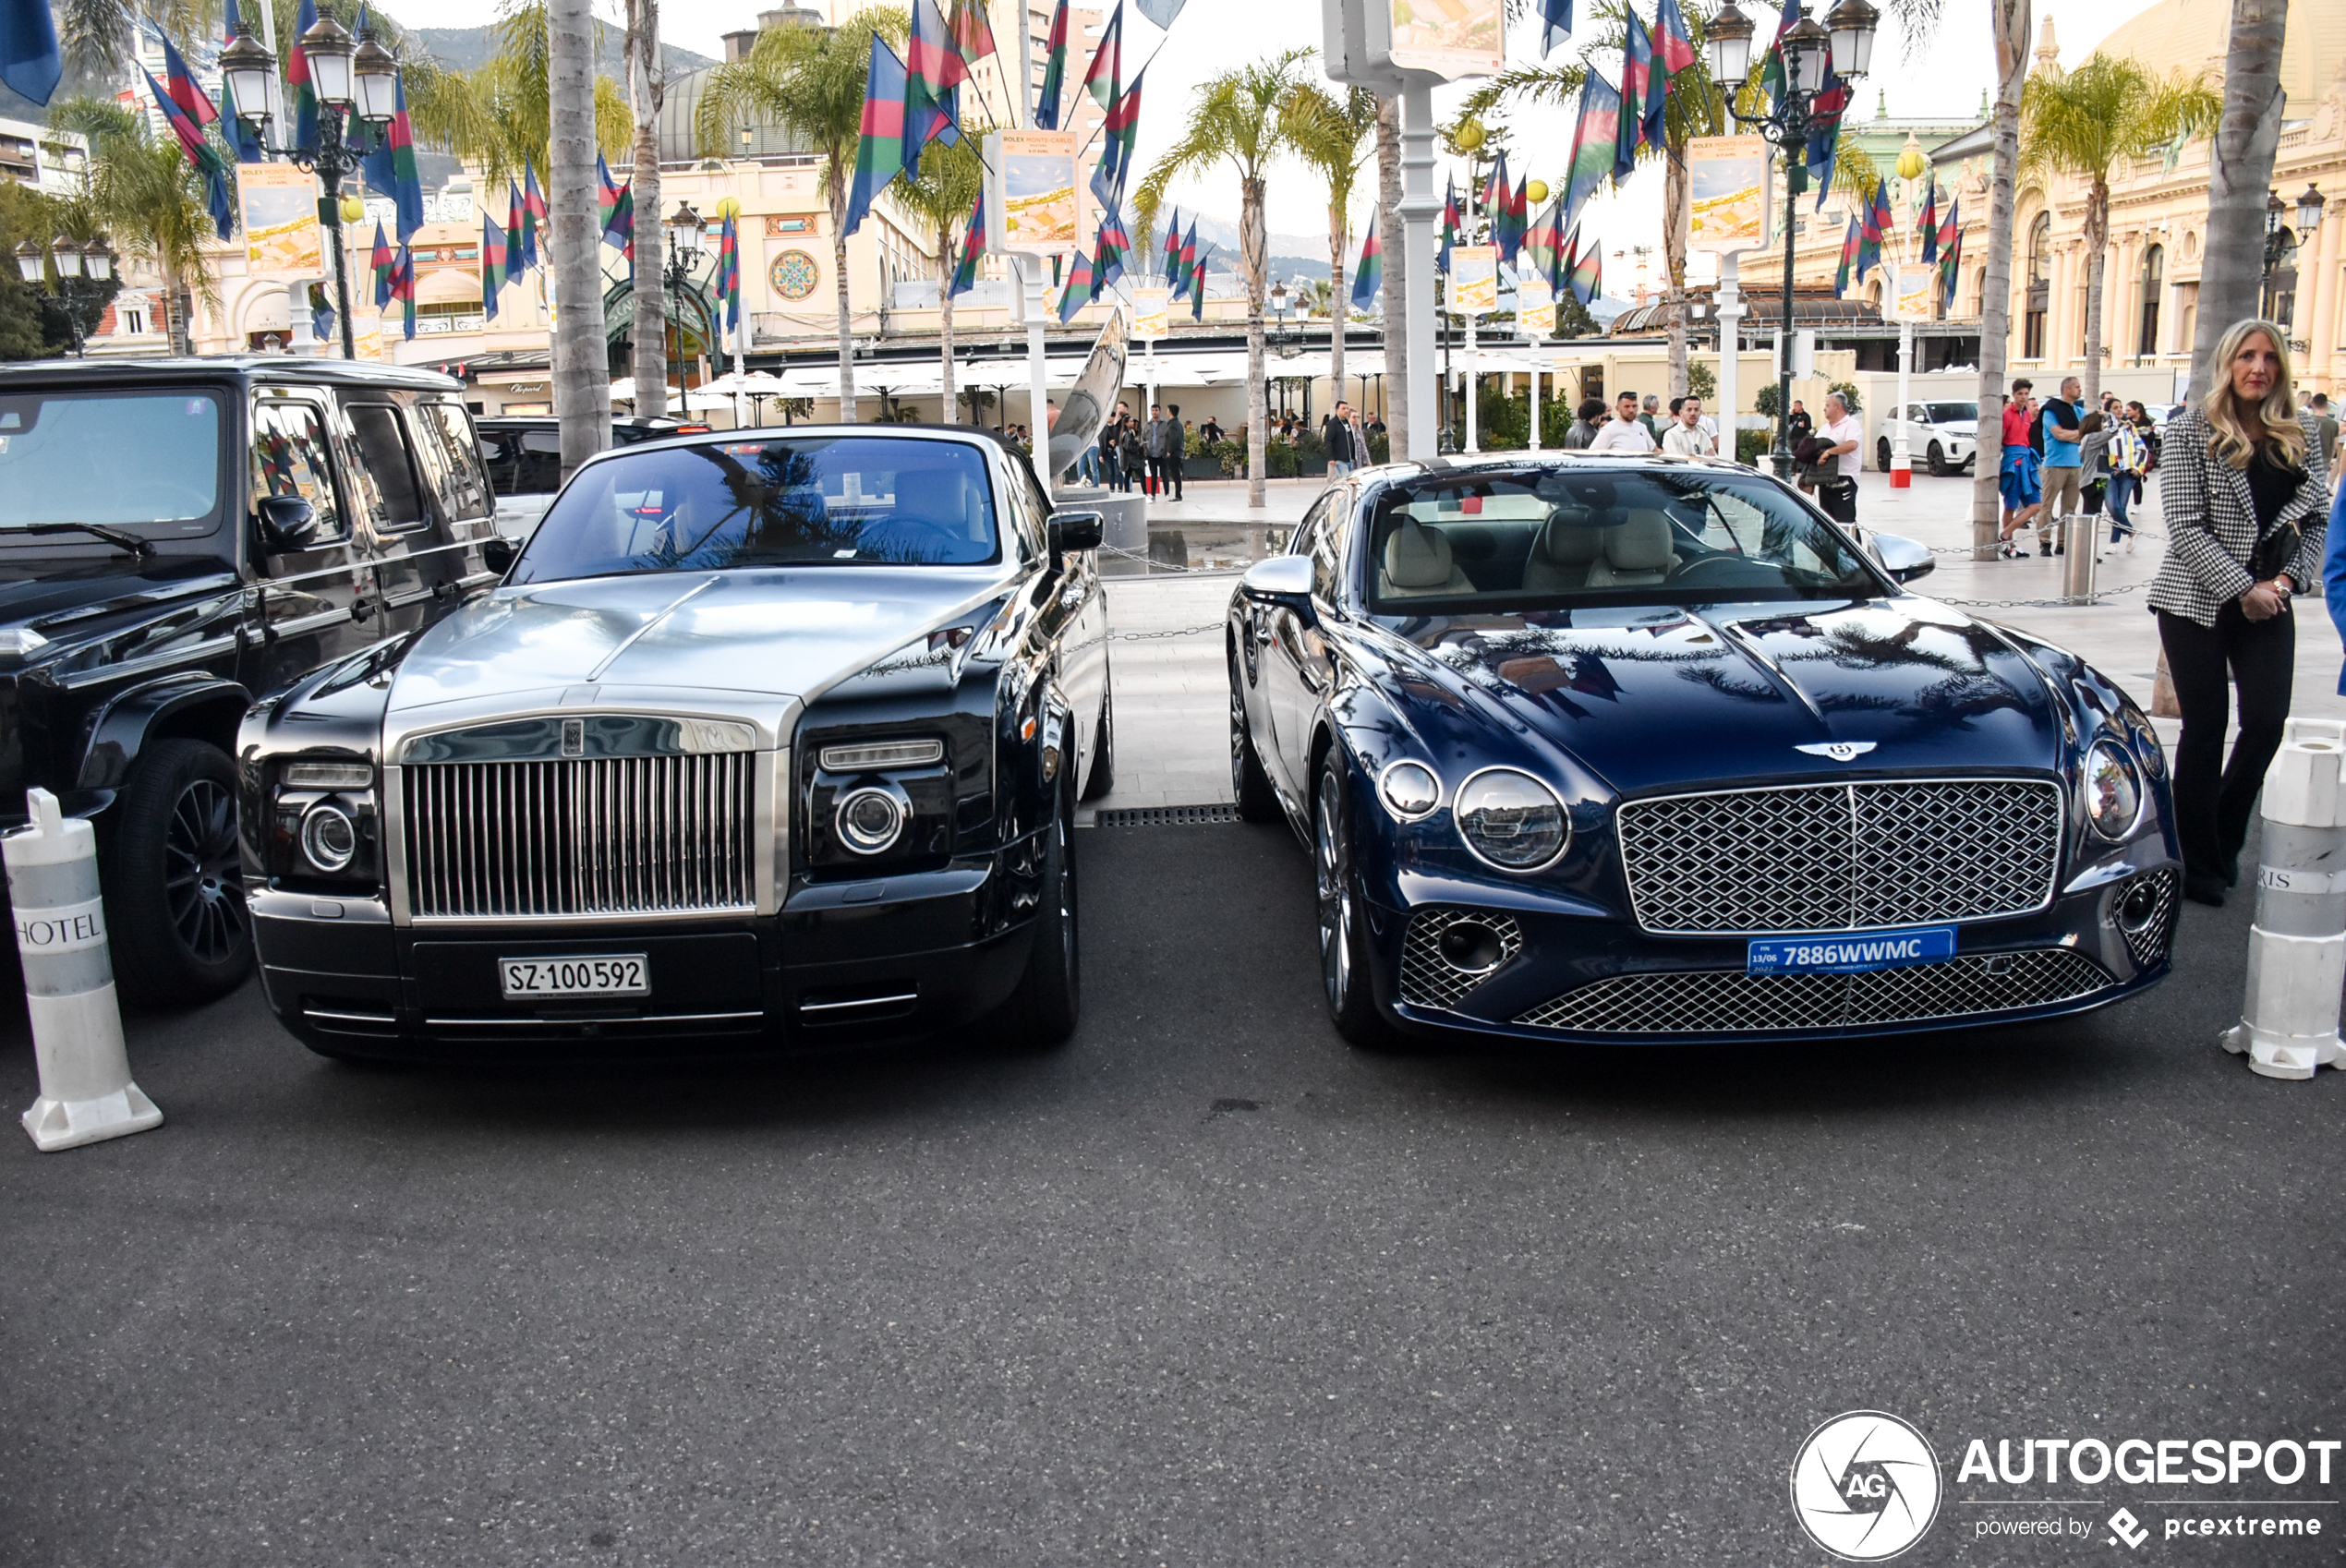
1325,400,1365,476
1148,403,1185,500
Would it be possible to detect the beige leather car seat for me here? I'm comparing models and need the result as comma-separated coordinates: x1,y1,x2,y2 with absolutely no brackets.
1382,520,1476,597
1585,510,1678,587
1520,512,1605,592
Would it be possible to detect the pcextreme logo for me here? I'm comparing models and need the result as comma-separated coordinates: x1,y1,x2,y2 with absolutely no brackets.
1791,1411,1945,1561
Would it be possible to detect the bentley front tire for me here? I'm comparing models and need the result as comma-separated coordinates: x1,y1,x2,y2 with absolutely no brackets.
1080,660,1116,802
1000,788,1080,1045
103,738,252,1007
1314,748,1397,1051
1229,657,1281,823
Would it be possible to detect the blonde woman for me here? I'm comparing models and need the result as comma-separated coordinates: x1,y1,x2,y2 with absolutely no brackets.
2147,320,2332,905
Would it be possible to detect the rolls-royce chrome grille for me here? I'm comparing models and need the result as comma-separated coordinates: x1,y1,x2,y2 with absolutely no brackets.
1615,778,2063,935
403,754,756,920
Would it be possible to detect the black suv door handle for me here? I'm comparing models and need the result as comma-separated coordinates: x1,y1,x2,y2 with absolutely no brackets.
350,598,373,622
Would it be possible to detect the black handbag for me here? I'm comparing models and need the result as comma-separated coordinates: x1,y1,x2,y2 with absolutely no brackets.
2251,519,2302,583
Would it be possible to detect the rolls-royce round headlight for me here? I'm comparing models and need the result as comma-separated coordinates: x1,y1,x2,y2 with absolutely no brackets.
2085,739,2143,841
1455,768,1568,871
298,801,358,874
1378,760,1441,820
835,784,907,855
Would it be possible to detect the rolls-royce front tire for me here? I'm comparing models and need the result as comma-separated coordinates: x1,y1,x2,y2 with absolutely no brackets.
1230,657,1280,824
103,737,252,1007
1315,748,1397,1051
999,789,1079,1044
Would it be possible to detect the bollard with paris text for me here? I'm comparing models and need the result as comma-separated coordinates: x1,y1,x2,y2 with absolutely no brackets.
2221,718,2346,1079
6,788,161,1150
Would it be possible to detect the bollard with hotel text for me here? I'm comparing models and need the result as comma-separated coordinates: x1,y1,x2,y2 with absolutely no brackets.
6,788,160,1150
2222,718,2346,1079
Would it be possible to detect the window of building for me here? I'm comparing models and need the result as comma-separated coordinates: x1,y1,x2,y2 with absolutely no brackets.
2138,244,2163,357
118,306,147,335
2023,211,2050,360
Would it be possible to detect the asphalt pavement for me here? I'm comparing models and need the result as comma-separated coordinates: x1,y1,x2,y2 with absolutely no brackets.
1,821,2341,1566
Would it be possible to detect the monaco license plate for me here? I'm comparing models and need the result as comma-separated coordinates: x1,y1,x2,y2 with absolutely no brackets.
1746,926,1957,976
500,954,649,999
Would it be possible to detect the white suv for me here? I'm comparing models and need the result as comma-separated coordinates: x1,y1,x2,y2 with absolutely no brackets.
1874,400,1978,476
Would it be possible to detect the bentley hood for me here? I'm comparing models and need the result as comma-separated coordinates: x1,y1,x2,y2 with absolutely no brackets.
1385,597,2064,797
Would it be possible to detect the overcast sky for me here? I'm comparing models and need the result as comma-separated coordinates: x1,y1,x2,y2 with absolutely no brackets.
390,0,2168,269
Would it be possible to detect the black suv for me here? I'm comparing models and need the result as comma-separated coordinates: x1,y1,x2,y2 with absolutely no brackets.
475,415,707,535
0,357,500,1005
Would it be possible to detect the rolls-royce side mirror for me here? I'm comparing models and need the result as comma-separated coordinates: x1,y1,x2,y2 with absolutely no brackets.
1871,532,1935,584
1239,553,1315,607
256,494,320,553
1049,509,1105,553
480,536,517,574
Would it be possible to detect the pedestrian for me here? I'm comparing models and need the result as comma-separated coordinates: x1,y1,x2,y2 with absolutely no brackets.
1589,390,1658,452
2147,318,2331,906
1079,439,1101,485
2104,411,2148,556
1639,393,1662,443
1119,416,1147,495
1563,396,1603,450
1662,395,1713,456
2310,391,2340,488
2079,409,2110,525
1785,399,1813,449
1815,391,1863,523
2037,375,2087,555
1998,378,2042,557
1202,415,1224,445
1099,401,1128,490
1151,402,1186,500
1325,399,1366,478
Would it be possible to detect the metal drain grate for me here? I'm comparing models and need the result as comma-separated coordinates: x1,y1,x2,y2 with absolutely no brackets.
1091,803,1243,827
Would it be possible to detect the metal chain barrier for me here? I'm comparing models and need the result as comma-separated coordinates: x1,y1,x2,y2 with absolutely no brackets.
1109,622,1225,642
1097,544,1254,576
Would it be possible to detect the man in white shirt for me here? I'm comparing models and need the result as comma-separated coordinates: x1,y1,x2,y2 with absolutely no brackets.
1662,396,1714,456
1817,391,1864,522
1588,390,1658,453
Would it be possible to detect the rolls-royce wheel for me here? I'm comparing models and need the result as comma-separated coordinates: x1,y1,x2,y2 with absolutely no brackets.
1876,437,1893,473
1080,662,1116,802
103,737,251,1007
1000,788,1079,1044
1230,657,1281,823
1314,748,1397,1050
1927,440,1949,476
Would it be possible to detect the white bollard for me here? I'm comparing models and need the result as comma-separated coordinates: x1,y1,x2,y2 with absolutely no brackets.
2221,718,2346,1079
6,788,160,1150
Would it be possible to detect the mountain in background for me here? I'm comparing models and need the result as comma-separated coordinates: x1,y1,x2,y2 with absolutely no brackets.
406,26,713,78
1131,210,1334,284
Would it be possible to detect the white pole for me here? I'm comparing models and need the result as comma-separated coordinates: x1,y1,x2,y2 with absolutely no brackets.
1398,80,1438,461
1528,357,1540,451
1892,289,1913,488
731,312,745,430
1018,257,1050,502
1463,312,1478,453
1717,252,1744,463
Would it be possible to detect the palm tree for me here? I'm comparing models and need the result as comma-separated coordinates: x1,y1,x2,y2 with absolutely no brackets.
893,133,986,427
696,6,911,426
1137,49,1311,510
1282,79,1379,405
2189,0,2290,399
55,0,214,77
2021,55,2219,408
1373,95,1407,456
548,0,609,476
62,107,217,355
623,0,665,417
1969,0,2028,559
401,3,634,195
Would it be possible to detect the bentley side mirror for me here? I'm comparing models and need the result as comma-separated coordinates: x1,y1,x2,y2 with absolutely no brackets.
1239,554,1315,607
1049,509,1105,553
256,493,320,553
1871,532,1935,584
480,536,517,574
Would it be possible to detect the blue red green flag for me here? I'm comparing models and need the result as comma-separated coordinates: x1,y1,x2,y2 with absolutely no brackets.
1917,180,1939,264
949,0,997,61
1614,9,1652,180
481,211,507,317
287,0,320,151
1034,0,1070,129
370,220,393,308
1856,177,1891,282
903,0,966,172
1090,202,1132,296
143,67,234,240
1057,246,1095,323
1563,226,1602,305
1436,173,1459,272
1350,206,1382,309
1189,241,1209,319
520,160,544,268
1562,69,1622,233
1082,1,1123,114
842,33,907,238
505,182,526,285
158,33,218,127
1937,197,1962,309
1178,219,1199,304
1160,207,1182,286
358,67,424,240
715,211,740,335
389,242,416,339
1804,72,1851,205
1654,0,1697,72
1833,214,1859,296
1522,198,1561,288
1505,167,1530,267
1089,67,1143,211
950,189,985,297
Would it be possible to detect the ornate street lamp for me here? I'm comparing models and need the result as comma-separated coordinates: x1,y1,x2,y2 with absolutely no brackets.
1708,0,1876,480
224,6,400,358
17,234,114,353
662,202,707,401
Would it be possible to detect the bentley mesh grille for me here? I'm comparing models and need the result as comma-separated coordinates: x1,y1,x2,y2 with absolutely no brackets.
1398,908,1524,1010
1616,778,2063,935
404,754,756,920
1514,948,2112,1035
2118,869,2180,971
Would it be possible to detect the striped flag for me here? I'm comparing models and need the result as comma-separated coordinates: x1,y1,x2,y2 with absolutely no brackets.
1833,214,1859,296
481,211,507,318
1034,0,1070,129
1562,70,1621,233
715,211,740,335
504,182,526,285
1856,177,1891,283
1504,167,1529,268
1614,9,1652,180
1351,207,1382,309
841,32,907,238
1178,219,1199,304
522,160,546,268
220,0,265,161
1189,241,1208,319
1563,227,1602,305
370,220,393,308
1804,72,1851,205
1936,198,1962,310
1522,199,1561,290
949,189,985,297
1484,153,1519,267
1536,0,1571,56
1917,180,1939,265
1057,245,1095,323
143,67,234,240
903,0,966,173
948,0,996,61
159,33,218,126
1653,0,1697,74
359,68,425,240
1089,68,1143,212
1160,208,1182,286
287,0,320,151
1436,174,1459,272
1082,1,1123,114
389,242,416,339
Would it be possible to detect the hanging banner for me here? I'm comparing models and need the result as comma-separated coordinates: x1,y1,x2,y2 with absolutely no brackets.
1451,245,1498,316
1888,262,1937,322
1131,284,1170,341
1687,135,1772,254
985,129,1080,258
1518,275,1555,337
240,163,324,281
1367,0,1503,80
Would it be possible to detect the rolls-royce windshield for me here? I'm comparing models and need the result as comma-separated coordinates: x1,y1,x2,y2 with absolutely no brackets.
514,435,1002,583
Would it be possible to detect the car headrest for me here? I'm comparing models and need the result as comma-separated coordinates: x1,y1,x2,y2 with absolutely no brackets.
1445,524,1497,561
1384,522,1456,589
1604,511,1675,571
1533,512,1604,564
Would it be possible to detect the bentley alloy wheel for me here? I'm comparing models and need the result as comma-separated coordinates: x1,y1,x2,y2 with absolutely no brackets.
1314,750,1394,1049
1229,658,1280,823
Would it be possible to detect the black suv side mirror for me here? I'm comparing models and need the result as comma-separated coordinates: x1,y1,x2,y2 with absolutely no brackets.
256,494,321,553
480,536,517,574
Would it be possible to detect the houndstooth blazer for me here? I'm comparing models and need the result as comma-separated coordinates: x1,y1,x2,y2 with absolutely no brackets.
2147,406,2331,627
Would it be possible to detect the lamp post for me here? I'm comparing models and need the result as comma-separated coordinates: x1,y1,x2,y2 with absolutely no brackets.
15,234,115,355
662,201,707,404
220,6,398,359
1705,0,1878,481
2262,184,2325,325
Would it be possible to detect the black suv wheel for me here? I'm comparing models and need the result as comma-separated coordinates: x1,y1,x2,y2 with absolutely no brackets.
103,738,250,1006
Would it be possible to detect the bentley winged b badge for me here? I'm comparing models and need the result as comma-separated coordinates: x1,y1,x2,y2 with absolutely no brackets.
1796,741,1878,762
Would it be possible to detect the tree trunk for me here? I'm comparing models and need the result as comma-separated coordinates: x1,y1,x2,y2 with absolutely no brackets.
549,0,610,477
2082,176,2108,408
1970,0,2029,559
1664,147,1689,399
1377,96,1406,458
1327,199,1347,413
937,236,956,423
2189,0,2289,400
1242,173,1268,509
626,0,667,418
829,163,857,422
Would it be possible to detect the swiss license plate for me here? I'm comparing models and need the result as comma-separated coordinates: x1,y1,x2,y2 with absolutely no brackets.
500,954,649,999
1746,925,1956,976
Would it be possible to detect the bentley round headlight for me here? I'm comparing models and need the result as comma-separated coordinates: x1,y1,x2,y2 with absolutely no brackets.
298,801,358,874
1378,760,1441,820
835,784,907,855
2084,739,2143,841
1455,767,1568,871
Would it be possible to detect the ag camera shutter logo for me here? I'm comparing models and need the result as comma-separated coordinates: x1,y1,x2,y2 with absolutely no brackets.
1790,1410,1943,1561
